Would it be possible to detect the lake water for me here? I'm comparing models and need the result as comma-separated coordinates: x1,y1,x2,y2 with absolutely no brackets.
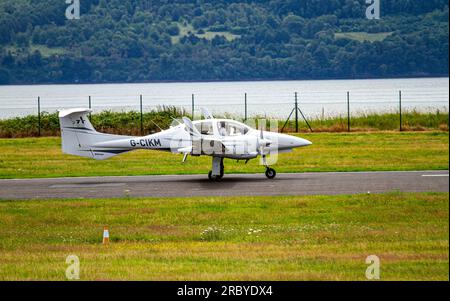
0,77,448,120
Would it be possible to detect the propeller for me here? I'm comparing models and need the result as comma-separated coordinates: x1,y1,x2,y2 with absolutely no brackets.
257,121,271,165
201,107,214,120
179,117,201,163
182,117,201,138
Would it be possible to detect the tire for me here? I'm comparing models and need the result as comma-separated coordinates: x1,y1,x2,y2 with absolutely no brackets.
208,171,223,181
265,168,276,179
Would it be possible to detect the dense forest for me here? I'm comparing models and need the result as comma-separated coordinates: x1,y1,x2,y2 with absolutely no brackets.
0,0,448,84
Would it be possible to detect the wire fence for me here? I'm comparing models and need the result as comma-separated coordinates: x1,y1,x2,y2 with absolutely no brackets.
1,89,446,136
0,79,448,136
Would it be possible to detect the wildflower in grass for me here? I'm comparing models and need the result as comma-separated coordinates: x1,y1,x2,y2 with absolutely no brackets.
247,228,262,235
200,226,222,241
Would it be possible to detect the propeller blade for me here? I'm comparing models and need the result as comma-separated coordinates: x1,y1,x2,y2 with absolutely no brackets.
256,121,271,157
201,107,214,119
257,121,263,158
182,117,201,137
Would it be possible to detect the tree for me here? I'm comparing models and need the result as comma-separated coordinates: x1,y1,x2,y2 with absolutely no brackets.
0,68,10,84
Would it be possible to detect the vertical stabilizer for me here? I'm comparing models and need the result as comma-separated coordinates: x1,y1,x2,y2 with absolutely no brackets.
58,108,132,160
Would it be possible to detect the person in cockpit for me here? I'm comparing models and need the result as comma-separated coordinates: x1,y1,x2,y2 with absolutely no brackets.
218,121,227,136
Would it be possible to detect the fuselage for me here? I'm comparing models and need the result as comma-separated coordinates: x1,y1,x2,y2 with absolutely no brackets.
93,118,312,160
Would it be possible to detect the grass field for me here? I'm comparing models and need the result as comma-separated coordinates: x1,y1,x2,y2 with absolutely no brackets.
0,192,447,280
0,132,447,179
171,23,240,44
5,44,66,58
334,32,393,42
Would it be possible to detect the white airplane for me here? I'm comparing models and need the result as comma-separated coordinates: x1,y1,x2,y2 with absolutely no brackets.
58,108,312,180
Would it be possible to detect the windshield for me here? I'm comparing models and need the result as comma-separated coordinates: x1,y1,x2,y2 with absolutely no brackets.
217,121,249,136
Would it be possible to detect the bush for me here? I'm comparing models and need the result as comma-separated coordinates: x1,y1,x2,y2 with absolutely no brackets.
0,108,447,138
0,106,186,138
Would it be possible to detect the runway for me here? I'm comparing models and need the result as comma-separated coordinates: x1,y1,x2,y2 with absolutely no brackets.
0,170,448,200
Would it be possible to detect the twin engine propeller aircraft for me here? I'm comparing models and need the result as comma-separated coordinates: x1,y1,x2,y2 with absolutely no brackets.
58,108,312,180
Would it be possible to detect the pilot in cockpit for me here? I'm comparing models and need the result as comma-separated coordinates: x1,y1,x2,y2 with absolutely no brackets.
218,121,227,136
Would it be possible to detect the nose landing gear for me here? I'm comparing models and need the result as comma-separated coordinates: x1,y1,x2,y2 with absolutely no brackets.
265,167,276,179
262,154,276,179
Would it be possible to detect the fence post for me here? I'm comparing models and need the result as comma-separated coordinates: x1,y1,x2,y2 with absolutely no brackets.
244,93,247,121
295,92,298,133
347,91,350,132
191,94,195,120
399,90,402,131
88,96,91,119
37,96,41,137
140,95,143,135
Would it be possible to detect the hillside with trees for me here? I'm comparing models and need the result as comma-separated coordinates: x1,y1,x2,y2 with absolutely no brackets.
0,0,448,84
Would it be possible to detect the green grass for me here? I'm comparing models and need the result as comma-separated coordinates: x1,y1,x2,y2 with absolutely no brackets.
334,32,393,42
196,30,241,41
171,23,240,44
0,132,447,179
5,44,66,58
29,44,66,57
0,192,447,280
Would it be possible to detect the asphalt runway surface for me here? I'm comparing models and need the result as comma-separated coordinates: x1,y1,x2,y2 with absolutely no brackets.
0,170,448,200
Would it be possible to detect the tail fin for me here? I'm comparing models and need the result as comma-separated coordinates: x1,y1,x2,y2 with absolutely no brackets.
59,108,132,160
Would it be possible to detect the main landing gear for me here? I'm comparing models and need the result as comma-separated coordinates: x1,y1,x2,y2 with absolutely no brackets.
208,169,224,181
207,157,277,180
208,157,224,181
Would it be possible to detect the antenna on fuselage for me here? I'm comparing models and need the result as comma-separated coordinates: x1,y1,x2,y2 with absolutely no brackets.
148,119,163,132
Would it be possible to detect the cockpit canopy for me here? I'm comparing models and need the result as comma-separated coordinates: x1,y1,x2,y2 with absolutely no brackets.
194,120,251,136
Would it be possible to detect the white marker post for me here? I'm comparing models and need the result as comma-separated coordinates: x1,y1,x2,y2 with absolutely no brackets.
102,226,110,244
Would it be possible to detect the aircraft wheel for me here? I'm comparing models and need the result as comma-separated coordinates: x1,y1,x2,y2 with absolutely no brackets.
265,168,276,179
208,171,223,181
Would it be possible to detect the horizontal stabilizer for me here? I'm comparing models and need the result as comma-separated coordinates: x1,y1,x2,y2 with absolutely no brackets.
58,108,133,160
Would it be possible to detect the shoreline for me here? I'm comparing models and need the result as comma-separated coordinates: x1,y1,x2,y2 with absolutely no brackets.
0,75,449,87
